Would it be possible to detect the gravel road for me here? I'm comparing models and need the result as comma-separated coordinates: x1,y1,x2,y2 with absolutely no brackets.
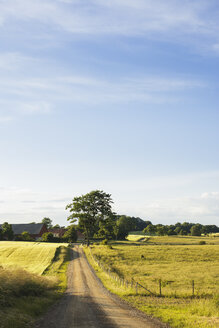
35,246,168,328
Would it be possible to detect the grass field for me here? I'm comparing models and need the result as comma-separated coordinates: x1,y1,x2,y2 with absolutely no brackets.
0,241,68,274
84,237,219,328
0,241,70,328
127,234,219,245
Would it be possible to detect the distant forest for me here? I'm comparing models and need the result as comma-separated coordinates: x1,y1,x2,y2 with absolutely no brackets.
114,215,219,239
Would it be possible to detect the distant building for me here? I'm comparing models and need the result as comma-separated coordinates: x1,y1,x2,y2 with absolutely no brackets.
49,228,85,241
49,227,67,238
0,223,48,240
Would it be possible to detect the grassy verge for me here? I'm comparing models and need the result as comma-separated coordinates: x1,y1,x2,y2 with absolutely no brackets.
0,245,70,328
84,242,219,328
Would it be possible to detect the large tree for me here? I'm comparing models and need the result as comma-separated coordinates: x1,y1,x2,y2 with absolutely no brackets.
66,190,114,245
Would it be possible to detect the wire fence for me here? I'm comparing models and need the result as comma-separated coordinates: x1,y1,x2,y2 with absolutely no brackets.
87,247,201,298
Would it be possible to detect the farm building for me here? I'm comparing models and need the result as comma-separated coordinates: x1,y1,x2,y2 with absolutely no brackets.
49,228,85,241
0,223,48,240
49,227,67,238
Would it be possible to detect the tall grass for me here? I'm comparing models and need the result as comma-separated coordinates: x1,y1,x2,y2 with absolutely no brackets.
0,267,56,328
0,242,70,328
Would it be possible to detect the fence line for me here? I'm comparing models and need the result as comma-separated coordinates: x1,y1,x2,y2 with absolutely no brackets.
87,247,197,298
88,247,157,296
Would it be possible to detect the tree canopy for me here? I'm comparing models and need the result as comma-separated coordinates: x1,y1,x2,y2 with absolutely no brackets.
66,190,114,245
41,217,52,229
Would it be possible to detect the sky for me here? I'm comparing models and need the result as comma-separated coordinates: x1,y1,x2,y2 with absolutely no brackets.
0,0,219,226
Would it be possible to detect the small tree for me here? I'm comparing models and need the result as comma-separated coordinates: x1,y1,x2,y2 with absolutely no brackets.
143,224,156,235
42,232,54,242
41,218,52,229
66,190,114,246
190,224,202,236
115,216,136,240
63,225,78,243
53,224,61,229
21,231,33,241
2,222,14,240
156,226,168,236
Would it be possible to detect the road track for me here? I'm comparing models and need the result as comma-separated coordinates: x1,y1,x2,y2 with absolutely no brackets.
35,246,167,328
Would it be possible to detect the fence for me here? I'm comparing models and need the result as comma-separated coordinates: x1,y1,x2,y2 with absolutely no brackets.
87,247,198,298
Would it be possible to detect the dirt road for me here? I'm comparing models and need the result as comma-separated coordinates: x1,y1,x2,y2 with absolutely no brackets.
35,247,167,328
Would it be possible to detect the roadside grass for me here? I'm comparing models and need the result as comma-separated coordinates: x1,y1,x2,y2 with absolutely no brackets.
84,239,219,328
0,241,70,328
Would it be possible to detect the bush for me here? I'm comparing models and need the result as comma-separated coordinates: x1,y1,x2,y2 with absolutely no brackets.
101,239,108,245
42,232,54,242
199,241,206,245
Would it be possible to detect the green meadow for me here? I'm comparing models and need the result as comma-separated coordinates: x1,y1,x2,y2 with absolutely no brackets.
84,236,219,328
0,241,70,328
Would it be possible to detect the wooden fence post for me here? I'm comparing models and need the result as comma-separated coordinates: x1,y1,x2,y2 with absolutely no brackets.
135,283,138,294
192,280,194,297
159,279,162,296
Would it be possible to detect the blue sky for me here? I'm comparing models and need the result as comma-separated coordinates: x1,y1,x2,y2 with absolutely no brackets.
0,0,219,226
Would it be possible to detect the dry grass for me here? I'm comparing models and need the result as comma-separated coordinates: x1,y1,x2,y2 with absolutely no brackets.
0,241,70,328
84,239,219,328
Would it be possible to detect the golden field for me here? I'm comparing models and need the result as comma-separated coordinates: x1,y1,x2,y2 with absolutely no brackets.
0,241,70,328
0,241,68,274
84,237,219,328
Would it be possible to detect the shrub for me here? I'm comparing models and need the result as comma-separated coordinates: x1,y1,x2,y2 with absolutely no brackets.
199,241,206,245
101,239,108,245
42,232,54,242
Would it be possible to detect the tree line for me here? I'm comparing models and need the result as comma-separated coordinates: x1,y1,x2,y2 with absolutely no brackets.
65,190,219,244
1,190,219,243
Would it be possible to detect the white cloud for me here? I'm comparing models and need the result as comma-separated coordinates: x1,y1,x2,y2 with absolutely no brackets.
201,192,219,199
116,192,219,224
20,102,52,114
0,187,71,225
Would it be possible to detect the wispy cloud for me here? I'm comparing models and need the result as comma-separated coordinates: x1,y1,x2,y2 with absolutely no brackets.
19,102,52,114
0,187,71,224
0,0,212,36
0,52,38,71
0,116,13,123
0,68,205,118
0,0,217,45
117,192,219,224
